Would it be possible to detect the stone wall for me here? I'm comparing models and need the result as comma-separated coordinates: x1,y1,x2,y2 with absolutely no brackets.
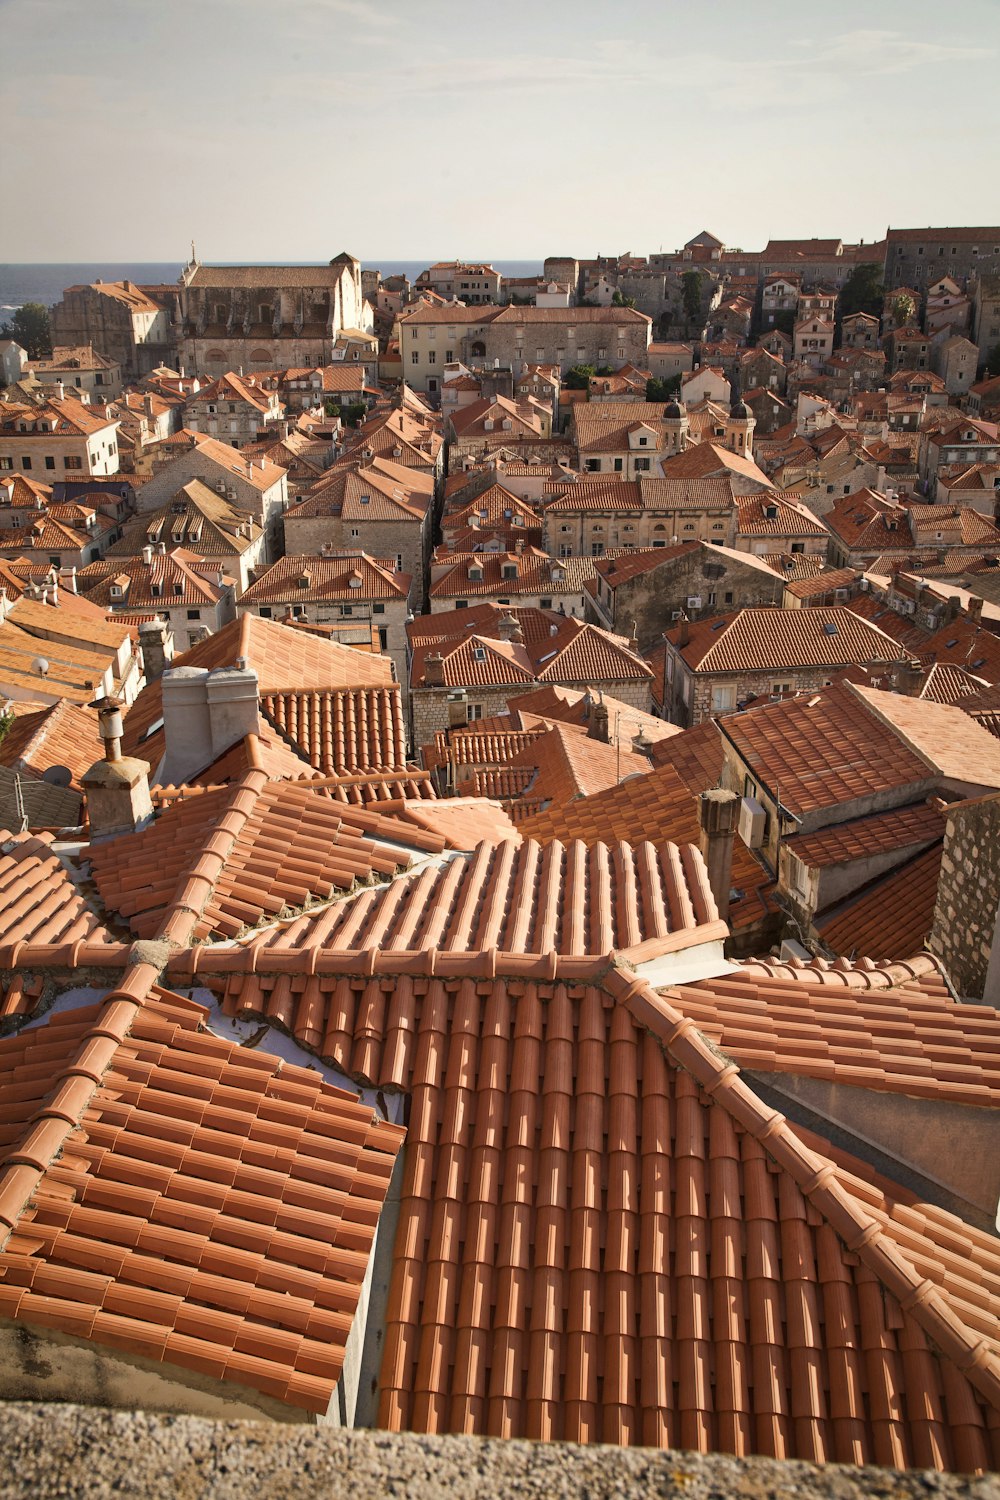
282,515,428,612
929,791,1000,1000
2,1404,994,1500
587,550,783,652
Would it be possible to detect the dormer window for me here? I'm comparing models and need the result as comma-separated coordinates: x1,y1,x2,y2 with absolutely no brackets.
473,646,487,661
502,562,517,579
297,573,311,588
173,582,184,595
110,583,124,598
469,564,484,581
764,504,778,520
150,583,161,596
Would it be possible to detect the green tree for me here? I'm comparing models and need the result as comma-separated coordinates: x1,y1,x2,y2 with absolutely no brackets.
985,344,1000,377
0,302,52,359
680,271,703,332
646,375,682,402
838,262,884,319
890,292,916,329
564,364,595,390
612,289,636,308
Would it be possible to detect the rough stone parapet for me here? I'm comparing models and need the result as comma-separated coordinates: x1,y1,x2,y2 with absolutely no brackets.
0,1404,997,1499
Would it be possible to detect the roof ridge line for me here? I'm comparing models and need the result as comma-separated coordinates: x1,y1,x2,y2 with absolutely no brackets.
0,958,160,1243
155,768,270,949
607,968,1000,1414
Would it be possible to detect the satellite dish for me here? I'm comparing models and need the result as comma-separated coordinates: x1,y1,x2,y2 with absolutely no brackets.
31,657,49,677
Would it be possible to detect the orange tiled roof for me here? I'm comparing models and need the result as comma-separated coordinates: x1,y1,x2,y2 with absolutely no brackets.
518,762,772,930
0,830,116,986
816,843,943,961
718,684,936,816
852,684,1000,789
260,685,408,776
0,985,403,1416
182,951,1000,1467
121,614,394,770
669,607,912,675
220,835,720,964
0,699,103,788
243,554,410,606
670,963,1000,1103
784,801,944,868
87,771,455,943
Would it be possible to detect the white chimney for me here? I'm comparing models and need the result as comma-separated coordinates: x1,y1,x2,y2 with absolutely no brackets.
158,662,261,785
142,544,153,565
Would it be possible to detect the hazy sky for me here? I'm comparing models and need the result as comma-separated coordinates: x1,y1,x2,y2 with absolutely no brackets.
3,0,999,263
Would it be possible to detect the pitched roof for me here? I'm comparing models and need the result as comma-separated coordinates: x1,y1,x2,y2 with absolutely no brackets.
242,554,410,605
718,684,935,817
517,762,772,930
198,835,721,965
290,460,434,523
121,615,394,770
851,684,1000,788
0,985,403,1416
259,685,408,776
108,481,264,559
816,844,944,961
669,961,1000,1103
0,698,102,788
669,607,911,675
783,800,944,869
185,947,1000,1466
0,829,115,972
87,772,452,943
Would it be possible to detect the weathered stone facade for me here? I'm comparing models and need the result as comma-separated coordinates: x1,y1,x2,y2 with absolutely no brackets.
928,791,1000,1000
176,256,366,376
281,513,430,612
49,282,175,378
587,545,784,651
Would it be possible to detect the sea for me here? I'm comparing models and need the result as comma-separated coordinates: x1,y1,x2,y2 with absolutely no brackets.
0,261,546,313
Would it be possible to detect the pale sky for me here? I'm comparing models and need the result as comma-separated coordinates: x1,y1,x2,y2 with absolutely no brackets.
3,0,999,263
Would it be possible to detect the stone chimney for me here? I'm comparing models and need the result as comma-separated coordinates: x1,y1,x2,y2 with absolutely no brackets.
139,618,175,681
589,699,610,743
677,614,690,648
424,652,446,688
158,662,261,785
144,393,154,418
497,612,524,644
81,696,153,840
891,659,924,697
967,596,984,625
698,789,739,924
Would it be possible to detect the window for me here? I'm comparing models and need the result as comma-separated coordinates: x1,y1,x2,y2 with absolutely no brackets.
613,458,623,472
427,352,436,364
0,458,11,471
21,457,31,470
467,703,484,723
411,352,419,364
617,348,625,359
45,457,55,470
350,528,360,539
341,605,353,617
186,609,200,621
454,599,468,610
724,591,733,604
540,597,553,609
634,457,650,471
259,606,272,618
373,603,385,615
710,684,737,713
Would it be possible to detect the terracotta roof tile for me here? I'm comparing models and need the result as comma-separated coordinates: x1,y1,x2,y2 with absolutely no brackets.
0,830,115,977
517,764,772,931
816,844,943,961
783,801,944,868
87,773,445,944
670,961,1000,1104
121,614,394,771
0,986,402,1415
188,958,1000,1466
227,835,718,964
